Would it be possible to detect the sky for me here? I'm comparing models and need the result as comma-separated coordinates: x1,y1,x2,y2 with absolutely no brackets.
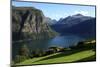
12,1,96,20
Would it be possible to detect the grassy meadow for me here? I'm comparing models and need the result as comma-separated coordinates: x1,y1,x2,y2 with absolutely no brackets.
13,40,96,66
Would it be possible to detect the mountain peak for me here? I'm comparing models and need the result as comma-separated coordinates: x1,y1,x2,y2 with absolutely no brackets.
73,14,84,17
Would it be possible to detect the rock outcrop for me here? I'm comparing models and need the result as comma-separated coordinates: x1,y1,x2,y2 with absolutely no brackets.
12,6,57,41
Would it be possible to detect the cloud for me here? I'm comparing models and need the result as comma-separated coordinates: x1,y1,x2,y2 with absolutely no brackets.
74,11,89,16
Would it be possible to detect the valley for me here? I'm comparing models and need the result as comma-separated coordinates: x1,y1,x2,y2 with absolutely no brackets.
11,2,96,66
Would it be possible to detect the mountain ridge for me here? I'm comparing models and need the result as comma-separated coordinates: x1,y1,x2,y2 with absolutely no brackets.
51,14,96,38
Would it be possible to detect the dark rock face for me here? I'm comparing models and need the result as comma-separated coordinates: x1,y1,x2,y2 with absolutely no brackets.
12,7,57,41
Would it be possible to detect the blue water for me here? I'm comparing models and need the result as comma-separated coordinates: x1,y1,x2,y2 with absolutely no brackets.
12,35,85,58
13,35,84,51
48,35,84,48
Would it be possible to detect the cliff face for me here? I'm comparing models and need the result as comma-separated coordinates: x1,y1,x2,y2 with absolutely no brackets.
12,7,57,41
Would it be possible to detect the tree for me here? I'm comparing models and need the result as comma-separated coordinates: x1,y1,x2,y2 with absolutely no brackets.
76,41,85,48
14,55,27,63
19,44,30,58
14,45,30,63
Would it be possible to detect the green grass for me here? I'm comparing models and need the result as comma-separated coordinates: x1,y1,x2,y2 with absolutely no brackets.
13,41,96,66
16,49,95,65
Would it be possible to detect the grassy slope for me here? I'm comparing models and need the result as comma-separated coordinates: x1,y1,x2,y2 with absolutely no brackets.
16,49,95,65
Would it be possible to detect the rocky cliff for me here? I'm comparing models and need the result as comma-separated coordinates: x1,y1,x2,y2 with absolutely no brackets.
12,6,57,41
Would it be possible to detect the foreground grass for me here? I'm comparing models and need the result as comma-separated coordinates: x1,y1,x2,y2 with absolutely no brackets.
16,49,95,65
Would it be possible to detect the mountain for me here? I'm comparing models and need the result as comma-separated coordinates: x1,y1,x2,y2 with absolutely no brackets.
57,14,93,26
61,18,96,38
44,17,57,25
12,6,57,41
51,14,96,38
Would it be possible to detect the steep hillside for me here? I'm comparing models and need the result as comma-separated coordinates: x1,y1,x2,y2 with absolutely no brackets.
12,6,57,41
60,18,96,38
51,14,96,38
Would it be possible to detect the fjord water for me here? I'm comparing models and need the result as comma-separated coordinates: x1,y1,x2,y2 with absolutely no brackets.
12,35,84,58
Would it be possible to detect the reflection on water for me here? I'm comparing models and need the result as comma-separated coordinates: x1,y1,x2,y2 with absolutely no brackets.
48,35,84,48
12,35,84,59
